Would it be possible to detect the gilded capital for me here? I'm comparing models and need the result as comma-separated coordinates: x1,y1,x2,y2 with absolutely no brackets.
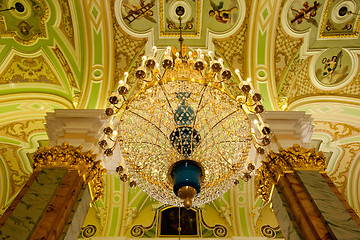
32,142,106,202
256,144,327,202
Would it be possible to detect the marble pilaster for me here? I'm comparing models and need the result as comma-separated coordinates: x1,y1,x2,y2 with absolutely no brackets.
296,170,360,239
0,169,67,240
61,185,92,240
271,186,303,240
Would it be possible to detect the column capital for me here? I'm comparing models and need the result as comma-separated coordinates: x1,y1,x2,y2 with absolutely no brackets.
256,144,327,202
45,109,108,151
32,142,106,202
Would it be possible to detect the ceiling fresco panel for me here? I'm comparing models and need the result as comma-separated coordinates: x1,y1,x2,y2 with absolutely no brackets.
276,0,360,112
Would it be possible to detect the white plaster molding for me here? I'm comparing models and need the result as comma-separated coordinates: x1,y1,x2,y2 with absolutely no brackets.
45,109,108,151
45,109,125,172
248,111,314,172
250,111,314,149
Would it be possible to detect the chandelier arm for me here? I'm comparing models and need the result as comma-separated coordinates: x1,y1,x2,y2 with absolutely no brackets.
98,137,117,150
111,95,128,114
250,134,270,147
198,109,240,146
128,110,170,142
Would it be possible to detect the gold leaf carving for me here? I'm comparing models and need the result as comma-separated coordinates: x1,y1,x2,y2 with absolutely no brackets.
33,143,106,202
256,144,327,202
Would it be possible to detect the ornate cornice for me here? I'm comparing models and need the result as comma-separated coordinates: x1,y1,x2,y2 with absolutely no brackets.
32,142,106,202
256,144,327,202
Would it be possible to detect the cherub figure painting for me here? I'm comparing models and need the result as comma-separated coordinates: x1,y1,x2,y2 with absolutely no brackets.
209,0,238,24
290,1,320,27
315,50,349,85
122,0,156,24
322,50,342,83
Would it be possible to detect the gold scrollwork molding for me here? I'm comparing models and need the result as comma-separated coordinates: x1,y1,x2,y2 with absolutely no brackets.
199,208,228,238
256,144,327,202
261,224,281,238
130,210,158,237
32,142,106,202
314,121,360,142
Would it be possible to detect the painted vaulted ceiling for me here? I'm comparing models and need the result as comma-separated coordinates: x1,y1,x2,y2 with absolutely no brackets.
0,0,359,238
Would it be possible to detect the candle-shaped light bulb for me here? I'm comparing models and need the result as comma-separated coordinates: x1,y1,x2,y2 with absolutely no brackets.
112,130,118,137
141,56,147,66
176,52,180,58
218,58,224,67
253,119,262,134
152,46,157,57
188,52,195,66
153,62,160,73
117,71,130,95
123,72,128,83
208,51,214,61
259,117,265,125
109,115,114,125
166,46,171,56
246,77,255,90
235,69,243,81
196,49,202,58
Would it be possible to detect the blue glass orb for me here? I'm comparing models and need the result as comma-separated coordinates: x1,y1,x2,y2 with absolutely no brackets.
171,160,203,196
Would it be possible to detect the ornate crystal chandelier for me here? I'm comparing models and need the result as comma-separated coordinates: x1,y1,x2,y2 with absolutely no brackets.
99,6,271,208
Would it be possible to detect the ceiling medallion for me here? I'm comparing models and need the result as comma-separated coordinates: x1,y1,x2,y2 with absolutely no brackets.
99,5,271,208
0,0,48,44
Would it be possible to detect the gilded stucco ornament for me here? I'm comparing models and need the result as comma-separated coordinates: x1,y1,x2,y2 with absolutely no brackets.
256,144,327,202
32,142,106,202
